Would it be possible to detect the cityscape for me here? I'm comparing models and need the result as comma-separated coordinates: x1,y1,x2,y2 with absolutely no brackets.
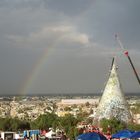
0,94,139,123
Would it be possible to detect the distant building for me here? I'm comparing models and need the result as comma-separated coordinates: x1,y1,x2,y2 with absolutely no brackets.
57,99,99,106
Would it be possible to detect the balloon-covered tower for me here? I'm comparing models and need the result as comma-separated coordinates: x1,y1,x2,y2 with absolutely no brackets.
94,58,132,123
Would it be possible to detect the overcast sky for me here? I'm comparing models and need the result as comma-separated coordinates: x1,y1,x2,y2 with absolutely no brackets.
0,0,140,95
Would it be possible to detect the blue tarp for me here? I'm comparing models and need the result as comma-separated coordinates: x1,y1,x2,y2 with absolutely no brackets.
23,130,40,137
112,129,135,139
130,131,140,138
76,132,107,140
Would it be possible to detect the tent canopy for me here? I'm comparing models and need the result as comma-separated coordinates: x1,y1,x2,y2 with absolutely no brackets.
45,130,56,138
76,132,107,140
112,129,135,139
130,131,140,138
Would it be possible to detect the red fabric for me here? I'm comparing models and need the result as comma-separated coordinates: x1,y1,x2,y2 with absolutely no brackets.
124,51,128,56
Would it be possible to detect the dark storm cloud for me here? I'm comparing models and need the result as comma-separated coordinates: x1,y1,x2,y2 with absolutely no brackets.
44,0,93,16
0,0,43,8
0,0,140,94
75,0,140,50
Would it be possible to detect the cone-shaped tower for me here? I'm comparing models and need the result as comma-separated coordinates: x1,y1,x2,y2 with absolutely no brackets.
94,58,132,123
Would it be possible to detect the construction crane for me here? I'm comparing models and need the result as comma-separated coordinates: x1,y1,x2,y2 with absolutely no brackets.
115,34,140,85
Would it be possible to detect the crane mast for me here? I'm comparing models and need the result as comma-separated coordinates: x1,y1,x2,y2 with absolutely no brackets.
115,34,140,85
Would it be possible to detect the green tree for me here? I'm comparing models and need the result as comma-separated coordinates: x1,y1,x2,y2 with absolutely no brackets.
127,123,140,131
52,103,58,113
100,118,126,134
59,114,80,140
130,103,140,114
18,109,24,113
85,102,90,107
0,117,30,131
17,120,30,130
77,111,89,119
72,104,77,108
64,106,72,111
30,112,59,130
2,117,13,131
67,126,79,140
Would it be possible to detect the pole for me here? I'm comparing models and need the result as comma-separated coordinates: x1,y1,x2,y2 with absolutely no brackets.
126,53,140,85
110,57,115,71
115,34,140,85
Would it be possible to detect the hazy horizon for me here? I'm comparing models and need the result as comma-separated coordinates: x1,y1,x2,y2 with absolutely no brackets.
0,92,139,97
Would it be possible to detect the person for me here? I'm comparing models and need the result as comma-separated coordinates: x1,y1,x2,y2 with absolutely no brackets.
0,135,3,140
24,136,29,140
60,132,67,140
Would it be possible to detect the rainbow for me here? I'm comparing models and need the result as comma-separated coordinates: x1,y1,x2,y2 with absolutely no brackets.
19,2,95,95
20,46,55,95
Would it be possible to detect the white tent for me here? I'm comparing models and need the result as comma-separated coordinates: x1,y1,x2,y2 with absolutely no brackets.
45,130,56,138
